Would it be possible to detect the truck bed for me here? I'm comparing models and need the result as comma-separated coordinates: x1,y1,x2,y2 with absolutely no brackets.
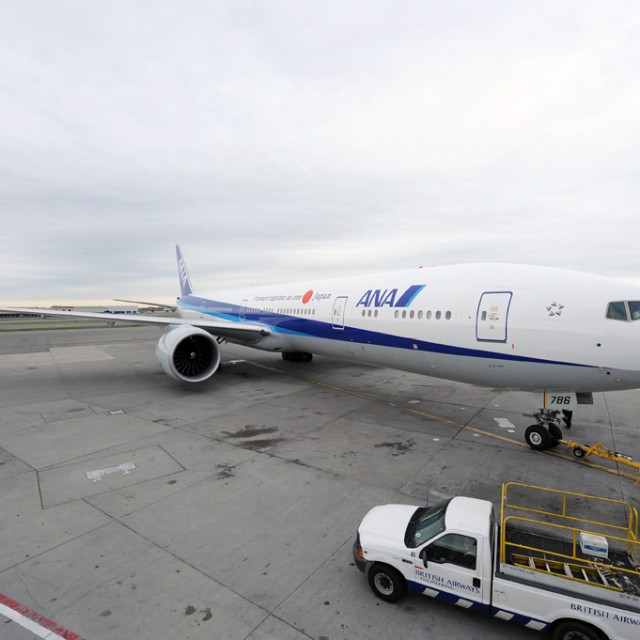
502,527,640,608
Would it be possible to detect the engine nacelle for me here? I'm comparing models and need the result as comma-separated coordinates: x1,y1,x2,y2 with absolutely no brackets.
155,325,221,383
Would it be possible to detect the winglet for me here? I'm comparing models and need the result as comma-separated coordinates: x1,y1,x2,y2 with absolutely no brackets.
176,245,193,297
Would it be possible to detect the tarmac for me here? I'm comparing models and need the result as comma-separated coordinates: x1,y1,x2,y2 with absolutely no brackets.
0,317,638,639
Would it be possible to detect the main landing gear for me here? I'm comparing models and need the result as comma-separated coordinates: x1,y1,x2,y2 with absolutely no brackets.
281,351,313,363
525,409,564,451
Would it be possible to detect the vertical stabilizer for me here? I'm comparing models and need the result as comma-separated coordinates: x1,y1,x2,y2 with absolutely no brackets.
176,245,194,297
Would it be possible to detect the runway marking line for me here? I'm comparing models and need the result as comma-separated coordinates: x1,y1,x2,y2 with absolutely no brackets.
86,461,136,482
0,592,86,639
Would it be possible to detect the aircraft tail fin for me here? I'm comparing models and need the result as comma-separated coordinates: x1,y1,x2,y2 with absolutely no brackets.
176,245,194,297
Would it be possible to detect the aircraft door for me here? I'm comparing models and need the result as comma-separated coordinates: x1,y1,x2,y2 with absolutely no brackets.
476,291,512,342
240,299,248,320
413,533,487,609
332,297,348,329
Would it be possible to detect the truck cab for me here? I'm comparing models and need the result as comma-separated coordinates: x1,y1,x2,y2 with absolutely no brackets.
354,496,494,610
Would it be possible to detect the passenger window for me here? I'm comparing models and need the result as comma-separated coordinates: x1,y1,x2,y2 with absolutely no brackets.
424,534,477,570
607,302,628,321
629,302,640,321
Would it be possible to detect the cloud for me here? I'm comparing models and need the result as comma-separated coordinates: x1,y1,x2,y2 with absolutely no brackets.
1,1,640,304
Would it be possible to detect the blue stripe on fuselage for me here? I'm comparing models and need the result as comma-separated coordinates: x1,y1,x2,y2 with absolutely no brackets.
178,296,593,369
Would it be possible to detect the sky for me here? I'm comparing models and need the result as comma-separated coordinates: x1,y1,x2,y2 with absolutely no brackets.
1,0,640,305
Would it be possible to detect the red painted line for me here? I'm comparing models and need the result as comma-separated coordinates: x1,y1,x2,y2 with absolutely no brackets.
0,592,86,640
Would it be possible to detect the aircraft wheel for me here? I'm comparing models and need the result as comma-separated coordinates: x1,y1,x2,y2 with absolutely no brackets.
549,423,563,447
525,425,552,451
282,352,313,363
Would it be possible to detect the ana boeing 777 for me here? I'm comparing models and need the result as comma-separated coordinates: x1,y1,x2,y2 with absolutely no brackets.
3,245,640,451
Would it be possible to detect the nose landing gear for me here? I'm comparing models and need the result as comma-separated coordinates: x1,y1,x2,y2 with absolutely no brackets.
524,409,563,450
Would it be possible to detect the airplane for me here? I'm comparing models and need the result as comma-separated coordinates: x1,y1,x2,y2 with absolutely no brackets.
3,245,640,452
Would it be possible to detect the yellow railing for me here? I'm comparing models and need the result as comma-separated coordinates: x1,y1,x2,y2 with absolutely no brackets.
499,483,639,581
502,514,640,589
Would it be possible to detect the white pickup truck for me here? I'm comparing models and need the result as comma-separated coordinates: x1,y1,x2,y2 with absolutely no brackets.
353,483,640,640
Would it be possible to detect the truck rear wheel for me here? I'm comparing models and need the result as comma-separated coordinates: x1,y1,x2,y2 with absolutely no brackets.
551,620,605,640
367,563,406,603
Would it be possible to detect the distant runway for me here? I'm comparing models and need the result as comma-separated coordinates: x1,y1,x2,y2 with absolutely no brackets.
0,319,638,639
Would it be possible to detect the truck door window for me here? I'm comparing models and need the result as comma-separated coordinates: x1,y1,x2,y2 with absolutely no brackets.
424,534,477,570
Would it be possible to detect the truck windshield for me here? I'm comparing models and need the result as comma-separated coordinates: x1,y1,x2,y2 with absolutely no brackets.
404,498,452,548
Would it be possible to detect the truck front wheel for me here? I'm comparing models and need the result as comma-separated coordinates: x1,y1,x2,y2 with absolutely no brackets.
367,563,406,603
551,620,606,640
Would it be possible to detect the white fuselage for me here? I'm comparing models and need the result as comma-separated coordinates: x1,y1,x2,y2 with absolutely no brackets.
176,263,640,393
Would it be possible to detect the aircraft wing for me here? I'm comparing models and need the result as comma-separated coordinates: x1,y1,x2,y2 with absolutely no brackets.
0,307,271,340
113,298,177,310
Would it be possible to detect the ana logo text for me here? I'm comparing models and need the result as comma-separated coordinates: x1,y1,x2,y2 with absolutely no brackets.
356,285,426,309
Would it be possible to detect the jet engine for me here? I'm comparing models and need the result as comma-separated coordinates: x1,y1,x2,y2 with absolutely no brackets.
155,325,221,383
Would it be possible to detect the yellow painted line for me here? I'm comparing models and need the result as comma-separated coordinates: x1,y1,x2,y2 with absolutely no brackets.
244,360,529,446
547,445,640,483
241,359,639,483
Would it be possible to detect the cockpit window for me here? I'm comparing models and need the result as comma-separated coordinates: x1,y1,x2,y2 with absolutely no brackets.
607,302,628,321
607,301,640,322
